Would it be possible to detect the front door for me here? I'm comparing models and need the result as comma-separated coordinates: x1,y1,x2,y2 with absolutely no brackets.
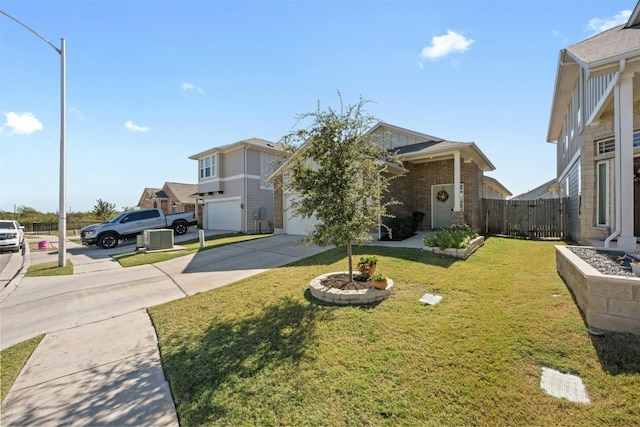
432,184,454,229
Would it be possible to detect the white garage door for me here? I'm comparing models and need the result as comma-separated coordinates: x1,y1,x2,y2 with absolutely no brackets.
206,199,242,231
284,195,317,235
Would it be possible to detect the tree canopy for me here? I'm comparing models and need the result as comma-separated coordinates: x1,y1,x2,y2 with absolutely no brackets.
281,95,403,279
93,199,116,222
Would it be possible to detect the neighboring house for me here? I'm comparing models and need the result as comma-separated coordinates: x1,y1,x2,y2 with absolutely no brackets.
272,122,506,235
189,138,285,233
511,179,559,201
547,2,640,251
483,176,513,200
137,182,197,215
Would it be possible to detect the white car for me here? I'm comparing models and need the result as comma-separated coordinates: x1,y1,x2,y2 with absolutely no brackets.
0,220,25,253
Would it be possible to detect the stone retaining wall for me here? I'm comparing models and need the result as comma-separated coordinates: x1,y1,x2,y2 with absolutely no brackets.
309,272,394,305
555,245,640,335
423,235,484,259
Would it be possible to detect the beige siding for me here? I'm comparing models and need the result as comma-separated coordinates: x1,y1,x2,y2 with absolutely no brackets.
245,178,276,233
372,128,424,150
222,149,245,176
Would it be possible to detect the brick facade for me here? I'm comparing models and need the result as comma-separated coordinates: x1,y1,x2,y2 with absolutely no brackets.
387,159,483,230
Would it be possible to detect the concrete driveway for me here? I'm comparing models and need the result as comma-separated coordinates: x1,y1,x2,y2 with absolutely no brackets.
0,232,328,426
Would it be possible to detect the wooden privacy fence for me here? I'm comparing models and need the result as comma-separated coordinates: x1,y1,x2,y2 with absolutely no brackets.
480,198,570,240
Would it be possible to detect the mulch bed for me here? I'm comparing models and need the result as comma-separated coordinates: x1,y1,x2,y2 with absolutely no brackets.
321,273,374,290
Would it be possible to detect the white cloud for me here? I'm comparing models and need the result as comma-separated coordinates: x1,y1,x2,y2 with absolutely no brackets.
124,120,150,132
1,112,43,135
69,107,85,121
181,81,204,95
421,30,474,60
587,9,632,35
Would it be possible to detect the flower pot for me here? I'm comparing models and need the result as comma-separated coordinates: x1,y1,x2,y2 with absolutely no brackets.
359,264,376,276
631,262,640,277
372,278,387,289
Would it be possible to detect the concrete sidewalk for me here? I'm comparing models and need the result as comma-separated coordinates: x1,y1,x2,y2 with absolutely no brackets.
1,311,178,426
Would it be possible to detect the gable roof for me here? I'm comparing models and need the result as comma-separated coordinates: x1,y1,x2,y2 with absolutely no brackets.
547,1,640,142
163,182,197,203
374,122,495,172
269,121,496,177
483,175,512,198
189,138,284,160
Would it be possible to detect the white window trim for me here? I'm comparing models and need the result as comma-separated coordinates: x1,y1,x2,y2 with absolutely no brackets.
199,154,218,180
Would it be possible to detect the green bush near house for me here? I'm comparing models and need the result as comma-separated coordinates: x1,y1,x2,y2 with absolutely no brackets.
424,225,478,250
384,216,419,240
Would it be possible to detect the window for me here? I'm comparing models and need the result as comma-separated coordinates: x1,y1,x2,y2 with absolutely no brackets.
597,162,608,226
141,210,160,219
598,130,640,154
199,155,217,179
598,139,615,154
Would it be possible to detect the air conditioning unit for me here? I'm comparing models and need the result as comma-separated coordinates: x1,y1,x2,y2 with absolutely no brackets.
144,229,174,250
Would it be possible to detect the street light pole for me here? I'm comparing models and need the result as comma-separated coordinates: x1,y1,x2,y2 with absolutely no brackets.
59,38,67,267
1,10,67,266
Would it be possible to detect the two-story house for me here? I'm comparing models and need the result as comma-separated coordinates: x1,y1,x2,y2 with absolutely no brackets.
189,138,285,233
547,1,640,252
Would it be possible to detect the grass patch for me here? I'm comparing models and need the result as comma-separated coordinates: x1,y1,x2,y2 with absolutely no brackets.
112,234,271,267
1,335,43,402
25,260,73,277
149,237,640,426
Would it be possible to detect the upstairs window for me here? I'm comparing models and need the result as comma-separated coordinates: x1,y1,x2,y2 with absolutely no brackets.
199,155,217,179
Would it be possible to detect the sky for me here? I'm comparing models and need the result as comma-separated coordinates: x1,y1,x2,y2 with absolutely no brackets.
0,0,636,213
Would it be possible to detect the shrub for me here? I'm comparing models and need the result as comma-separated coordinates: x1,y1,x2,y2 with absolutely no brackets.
357,255,378,267
385,216,419,240
424,225,478,250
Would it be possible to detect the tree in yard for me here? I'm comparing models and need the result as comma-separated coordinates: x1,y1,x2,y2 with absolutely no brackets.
280,95,403,281
93,199,116,222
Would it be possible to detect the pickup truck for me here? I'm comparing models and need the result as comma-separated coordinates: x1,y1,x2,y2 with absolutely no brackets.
80,208,197,249
0,219,25,253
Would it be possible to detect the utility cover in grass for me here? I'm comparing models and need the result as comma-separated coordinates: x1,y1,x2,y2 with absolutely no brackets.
419,293,442,305
540,367,590,403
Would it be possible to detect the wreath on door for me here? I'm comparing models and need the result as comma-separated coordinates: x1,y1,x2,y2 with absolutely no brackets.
437,189,449,202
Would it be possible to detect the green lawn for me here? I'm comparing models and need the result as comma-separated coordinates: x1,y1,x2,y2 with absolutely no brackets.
1,335,43,401
25,260,74,277
149,237,640,426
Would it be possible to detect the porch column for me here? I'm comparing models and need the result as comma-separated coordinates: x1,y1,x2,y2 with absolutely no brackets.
453,150,461,212
614,68,636,252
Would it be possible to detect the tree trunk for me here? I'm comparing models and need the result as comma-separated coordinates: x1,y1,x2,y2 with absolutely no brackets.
347,241,353,282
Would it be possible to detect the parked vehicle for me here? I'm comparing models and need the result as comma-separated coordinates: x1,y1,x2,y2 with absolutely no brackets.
0,220,25,253
80,208,197,249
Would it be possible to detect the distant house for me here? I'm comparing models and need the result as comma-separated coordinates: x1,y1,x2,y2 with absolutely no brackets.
483,176,513,200
271,122,509,235
547,1,640,251
511,179,559,201
137,182,197,214
189,138,285,233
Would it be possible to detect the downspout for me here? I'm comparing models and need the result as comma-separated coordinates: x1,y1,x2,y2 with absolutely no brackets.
244,145,248,233
604,59,625,248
